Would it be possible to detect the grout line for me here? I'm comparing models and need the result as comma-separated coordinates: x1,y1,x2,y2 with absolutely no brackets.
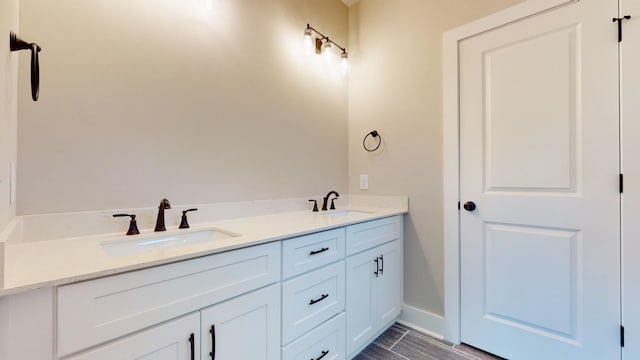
385,346,412,360
389,329,409,349
406,329,483,360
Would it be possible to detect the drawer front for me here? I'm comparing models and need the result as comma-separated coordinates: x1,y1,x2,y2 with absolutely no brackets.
57,241,281,358
282,260,345,344
282,228,345,279
345,215,403,256
282,312,346,360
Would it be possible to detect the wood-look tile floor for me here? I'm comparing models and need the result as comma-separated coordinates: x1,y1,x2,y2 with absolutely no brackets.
353,323,505,360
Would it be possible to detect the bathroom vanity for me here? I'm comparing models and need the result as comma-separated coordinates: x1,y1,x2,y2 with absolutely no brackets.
0,198,406,360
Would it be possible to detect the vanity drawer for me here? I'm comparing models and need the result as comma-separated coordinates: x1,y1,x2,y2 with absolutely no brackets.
282,260,345,344
282,228,345,279
345,215,402,256
282,312,346,360
57,241,280,358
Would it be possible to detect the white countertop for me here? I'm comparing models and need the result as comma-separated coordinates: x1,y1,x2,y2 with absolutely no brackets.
1,204,406,297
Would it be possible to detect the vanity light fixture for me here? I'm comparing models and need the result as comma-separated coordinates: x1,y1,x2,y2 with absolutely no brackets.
304,24,348,75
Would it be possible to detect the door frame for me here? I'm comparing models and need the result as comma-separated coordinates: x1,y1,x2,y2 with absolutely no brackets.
442,0,578,344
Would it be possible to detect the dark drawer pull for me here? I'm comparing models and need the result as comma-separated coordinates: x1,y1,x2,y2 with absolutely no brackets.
209,325,216,359
379,254,384,275
374,257,379,277
189,333,195,360
310,247,330,256
311,350,330,360
309,293,329,305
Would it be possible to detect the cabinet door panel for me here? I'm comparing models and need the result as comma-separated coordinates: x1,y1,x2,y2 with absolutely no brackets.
68,313,199,360
345,247,377,356
375,240,402,331
200,284,280,360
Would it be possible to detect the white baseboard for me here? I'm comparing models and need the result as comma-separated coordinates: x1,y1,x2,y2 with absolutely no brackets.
398,304,445,340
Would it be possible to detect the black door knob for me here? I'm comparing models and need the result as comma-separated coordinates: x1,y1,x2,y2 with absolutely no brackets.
463,201,476,211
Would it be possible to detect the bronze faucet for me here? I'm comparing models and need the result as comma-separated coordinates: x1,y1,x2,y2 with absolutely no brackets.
154,198,171,232
321,191,340,211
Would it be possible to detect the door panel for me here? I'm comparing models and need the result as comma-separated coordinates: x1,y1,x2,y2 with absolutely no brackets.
200,284,280,360
375,240,402,328
345,247,377,356
67,313,200,360
484,224,579,338
484,25,578,193
459,0,620,359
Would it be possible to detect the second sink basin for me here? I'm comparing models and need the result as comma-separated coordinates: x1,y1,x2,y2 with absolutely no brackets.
101,228,240,257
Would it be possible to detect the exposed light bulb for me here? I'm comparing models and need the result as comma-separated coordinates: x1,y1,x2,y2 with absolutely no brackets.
200,0,214,10
304,29,313,56
340,52,349,75
324,41,333,65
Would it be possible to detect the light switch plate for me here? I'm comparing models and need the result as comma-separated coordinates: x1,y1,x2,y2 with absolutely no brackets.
360,174,369,190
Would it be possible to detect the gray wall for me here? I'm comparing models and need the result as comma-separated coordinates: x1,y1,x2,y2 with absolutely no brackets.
0,0,19,230
347,0,523,316
17,0,349,214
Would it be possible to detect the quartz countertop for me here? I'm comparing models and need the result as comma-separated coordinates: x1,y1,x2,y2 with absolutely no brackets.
1,203,407,297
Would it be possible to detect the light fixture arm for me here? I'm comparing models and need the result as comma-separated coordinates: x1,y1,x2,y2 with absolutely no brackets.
306,24,347,54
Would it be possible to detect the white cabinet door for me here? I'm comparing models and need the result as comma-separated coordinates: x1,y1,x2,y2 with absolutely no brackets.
68,313,200,360
374,240,402,329
346,240,401,357
200,284,280,360
345,246,377,356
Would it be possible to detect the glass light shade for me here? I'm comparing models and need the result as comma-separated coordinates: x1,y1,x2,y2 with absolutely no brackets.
201,0,214,10
324,41,333,65
340,52,349,75
304,29,313,56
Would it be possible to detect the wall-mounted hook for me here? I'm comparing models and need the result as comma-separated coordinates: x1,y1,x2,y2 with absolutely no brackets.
10,32,42,101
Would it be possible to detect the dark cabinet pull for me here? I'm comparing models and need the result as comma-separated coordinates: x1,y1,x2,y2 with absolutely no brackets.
309,293,329,305
379,255,384,275
188,333,195,360
374,257,379,277
209,325,216,359
310,247,329,256
9,32,41,101
311,350,330,360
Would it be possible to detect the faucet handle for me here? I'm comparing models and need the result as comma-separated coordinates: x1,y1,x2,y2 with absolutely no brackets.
308,199,319,212
179,208,198,229
113,213,140,235
330,197,338,210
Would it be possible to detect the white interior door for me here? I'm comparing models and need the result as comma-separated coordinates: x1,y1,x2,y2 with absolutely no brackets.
621,1,640,359
459,1,620,359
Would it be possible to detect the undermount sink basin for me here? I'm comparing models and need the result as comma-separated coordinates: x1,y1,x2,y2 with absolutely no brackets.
101,228,240,257
320,210,374,218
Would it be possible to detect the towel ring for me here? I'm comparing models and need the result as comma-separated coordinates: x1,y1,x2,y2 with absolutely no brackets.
363,130,382,152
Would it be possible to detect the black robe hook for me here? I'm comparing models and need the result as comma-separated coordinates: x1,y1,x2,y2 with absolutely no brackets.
10,32,41,101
